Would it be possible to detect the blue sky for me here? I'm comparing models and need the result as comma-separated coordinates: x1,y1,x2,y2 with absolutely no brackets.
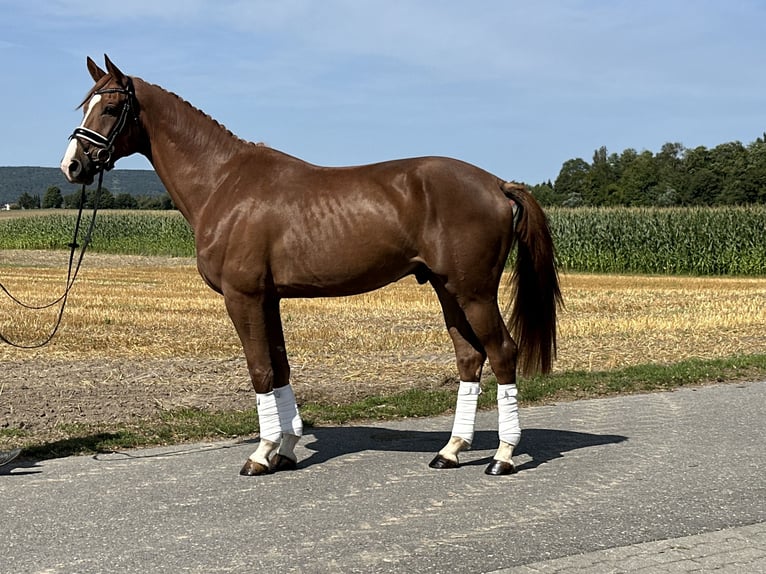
1,1,764,184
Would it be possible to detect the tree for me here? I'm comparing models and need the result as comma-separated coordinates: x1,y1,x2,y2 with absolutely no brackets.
136,192,176,210
114,193,139,209
586,146,619,205
710,141,748,204
547,133,766,207
17,192,40,209
87,187,114,209
62,188,115,209
42,186,63,209
529,182,557,206
554,158,590,206
620,150,658,206
62,191,84,209
655,143,685,203
745,138,766,203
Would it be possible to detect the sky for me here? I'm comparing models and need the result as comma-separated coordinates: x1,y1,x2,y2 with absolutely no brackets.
1,1,765,185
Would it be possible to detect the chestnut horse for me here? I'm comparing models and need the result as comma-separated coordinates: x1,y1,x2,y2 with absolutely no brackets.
61,56,562,476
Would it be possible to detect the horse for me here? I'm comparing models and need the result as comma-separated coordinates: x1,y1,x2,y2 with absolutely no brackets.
61,55,562,476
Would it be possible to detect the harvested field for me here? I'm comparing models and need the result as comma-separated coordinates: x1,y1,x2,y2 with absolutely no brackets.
2,249,765,447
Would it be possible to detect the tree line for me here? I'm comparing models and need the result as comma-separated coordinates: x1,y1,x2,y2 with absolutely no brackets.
531,134,766,207
14,186,175,211
9,133,766,209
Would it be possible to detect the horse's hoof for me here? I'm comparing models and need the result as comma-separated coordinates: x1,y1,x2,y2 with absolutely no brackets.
239,459,272,476
429,454,459,469
484,459,516,476
271,454,298,472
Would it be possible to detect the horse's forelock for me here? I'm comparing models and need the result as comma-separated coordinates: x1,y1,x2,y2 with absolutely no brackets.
77,75,113,110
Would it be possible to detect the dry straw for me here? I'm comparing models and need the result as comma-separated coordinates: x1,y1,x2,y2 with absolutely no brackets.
2,250,765,403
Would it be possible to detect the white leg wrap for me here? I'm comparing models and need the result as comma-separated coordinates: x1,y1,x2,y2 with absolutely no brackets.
256,391,282,443
274,384,303,437
497,383,521,447
450,381,481,445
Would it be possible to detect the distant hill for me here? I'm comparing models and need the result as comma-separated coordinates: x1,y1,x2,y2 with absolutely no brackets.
0,166,166,205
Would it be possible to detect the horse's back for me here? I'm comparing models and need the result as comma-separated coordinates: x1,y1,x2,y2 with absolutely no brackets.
205,150,515,297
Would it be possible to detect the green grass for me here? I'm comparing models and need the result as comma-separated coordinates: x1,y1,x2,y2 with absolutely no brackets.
15,354,766,460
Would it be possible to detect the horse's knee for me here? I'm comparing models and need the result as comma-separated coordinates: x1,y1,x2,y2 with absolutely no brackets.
455,350,485,381
249,368,275,394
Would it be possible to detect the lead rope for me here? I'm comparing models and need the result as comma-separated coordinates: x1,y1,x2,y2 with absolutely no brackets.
0,170,104,348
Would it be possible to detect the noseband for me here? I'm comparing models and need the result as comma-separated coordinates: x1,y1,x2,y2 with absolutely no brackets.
69,77,138,170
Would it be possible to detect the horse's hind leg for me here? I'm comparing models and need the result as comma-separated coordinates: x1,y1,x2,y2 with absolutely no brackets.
461,298,520,476
429,279,487,469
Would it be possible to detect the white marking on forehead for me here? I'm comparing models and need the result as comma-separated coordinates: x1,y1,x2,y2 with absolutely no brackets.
82,94,102,126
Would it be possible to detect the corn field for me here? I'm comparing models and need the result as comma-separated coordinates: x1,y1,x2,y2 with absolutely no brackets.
0,206,764,275
0,211,195,257
548,206,766,275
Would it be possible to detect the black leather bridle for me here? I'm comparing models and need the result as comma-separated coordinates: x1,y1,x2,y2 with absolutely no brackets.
68,77,138,171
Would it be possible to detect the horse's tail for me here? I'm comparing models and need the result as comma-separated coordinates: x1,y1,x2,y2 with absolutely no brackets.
502,181,563,377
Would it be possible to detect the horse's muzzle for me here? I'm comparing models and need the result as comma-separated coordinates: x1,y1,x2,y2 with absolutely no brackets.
61,138,97,185
62,158,94,185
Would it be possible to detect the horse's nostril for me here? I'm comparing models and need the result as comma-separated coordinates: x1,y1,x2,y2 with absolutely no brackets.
67,160,82,178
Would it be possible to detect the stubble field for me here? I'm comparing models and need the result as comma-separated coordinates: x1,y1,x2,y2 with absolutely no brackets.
2,249,765,450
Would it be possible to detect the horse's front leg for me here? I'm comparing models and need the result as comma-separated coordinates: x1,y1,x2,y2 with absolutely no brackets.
223,290,303,476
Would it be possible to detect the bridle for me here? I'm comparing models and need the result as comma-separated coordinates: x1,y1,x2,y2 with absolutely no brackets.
69,77,138,171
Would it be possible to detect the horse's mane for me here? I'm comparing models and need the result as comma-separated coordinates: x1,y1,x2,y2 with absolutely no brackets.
79,74,268,150
144,79,268,150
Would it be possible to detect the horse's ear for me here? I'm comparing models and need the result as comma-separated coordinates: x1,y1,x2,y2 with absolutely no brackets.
103,54,128,86
87,56,106,82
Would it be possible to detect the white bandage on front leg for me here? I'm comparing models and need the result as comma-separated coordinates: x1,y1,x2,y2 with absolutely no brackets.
495,383,521,462
250,390,284,467
256,391,282,442
450,381,481,445
274,384,303,437
274,384,303,462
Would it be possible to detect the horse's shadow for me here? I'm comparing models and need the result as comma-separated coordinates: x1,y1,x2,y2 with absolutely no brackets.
2,427,628,475
295,426,628,472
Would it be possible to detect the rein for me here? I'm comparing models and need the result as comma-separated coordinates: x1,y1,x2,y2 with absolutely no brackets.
0,171,104,348
1,76,137,347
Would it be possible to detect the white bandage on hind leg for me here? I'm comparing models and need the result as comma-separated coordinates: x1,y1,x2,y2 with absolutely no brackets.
274,383,303,437
255,391,282,443
450,381,481,445
497,383,521,447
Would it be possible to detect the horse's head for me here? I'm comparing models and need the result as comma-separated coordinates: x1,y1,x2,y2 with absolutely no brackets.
61,55,142,184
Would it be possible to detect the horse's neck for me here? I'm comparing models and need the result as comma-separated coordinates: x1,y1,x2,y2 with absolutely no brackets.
136,79,251,227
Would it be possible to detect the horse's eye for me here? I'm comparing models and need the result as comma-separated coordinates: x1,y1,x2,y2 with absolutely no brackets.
103,105,118,117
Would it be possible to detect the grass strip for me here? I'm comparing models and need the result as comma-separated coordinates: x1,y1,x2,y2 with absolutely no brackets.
12,353,766,460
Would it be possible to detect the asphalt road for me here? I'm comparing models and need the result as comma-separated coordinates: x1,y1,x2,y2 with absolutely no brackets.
2,381,765,573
